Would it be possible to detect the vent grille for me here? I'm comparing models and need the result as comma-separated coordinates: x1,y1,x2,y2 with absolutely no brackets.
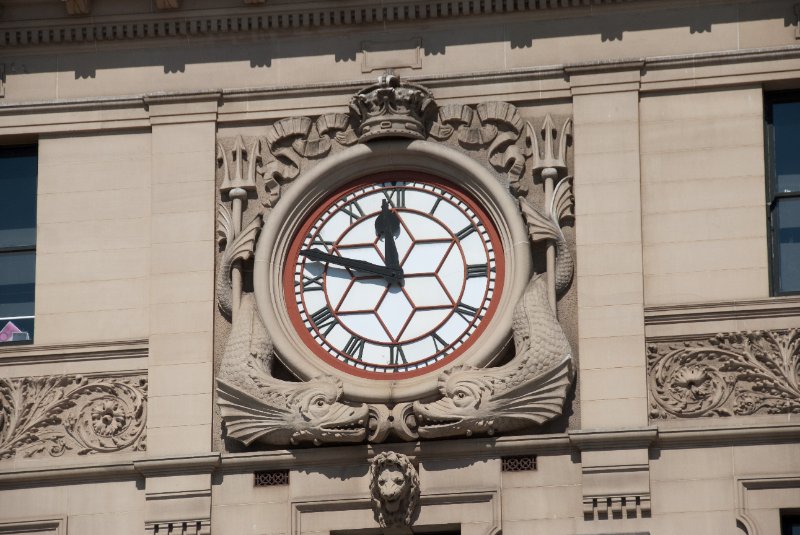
254,469,289,486
501,455,537,472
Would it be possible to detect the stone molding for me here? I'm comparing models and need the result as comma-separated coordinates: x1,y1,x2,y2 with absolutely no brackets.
0,370,147,461
133,453,221,476
0,338,148,366
5,44,800,130
291,489,500,535
657,421,800,448
647,329,800,419
0,0,640,47
736,475,800,535
0,517,65,535
644,296,800,327
0,422,798,486
568,427,657,450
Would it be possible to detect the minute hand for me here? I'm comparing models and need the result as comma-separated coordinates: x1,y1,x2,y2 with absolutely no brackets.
300,249,403,283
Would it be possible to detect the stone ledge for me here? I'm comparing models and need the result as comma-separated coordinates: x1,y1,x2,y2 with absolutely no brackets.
644,295,800,327
0,338,148,366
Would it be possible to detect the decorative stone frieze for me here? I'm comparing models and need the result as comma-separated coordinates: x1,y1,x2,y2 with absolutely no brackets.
215,74,575,446
4,0,639,47
369,451,420,528
648,329,800,419
0,372,147,460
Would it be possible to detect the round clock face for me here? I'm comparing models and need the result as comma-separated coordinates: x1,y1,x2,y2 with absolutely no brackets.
284,173,504,378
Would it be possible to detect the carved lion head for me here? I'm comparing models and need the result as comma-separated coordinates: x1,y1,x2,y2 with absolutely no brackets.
368,451,420,527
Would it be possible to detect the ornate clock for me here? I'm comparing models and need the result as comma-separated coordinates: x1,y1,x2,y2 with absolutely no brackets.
217,74,575,446
284,173,504,378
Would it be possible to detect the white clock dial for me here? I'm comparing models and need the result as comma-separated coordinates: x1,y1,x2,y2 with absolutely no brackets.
285,175,504,377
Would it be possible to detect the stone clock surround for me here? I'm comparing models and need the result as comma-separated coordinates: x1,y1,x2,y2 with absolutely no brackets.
254,139,532,402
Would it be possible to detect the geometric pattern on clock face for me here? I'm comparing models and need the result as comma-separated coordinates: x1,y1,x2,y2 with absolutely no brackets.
288,179,499,375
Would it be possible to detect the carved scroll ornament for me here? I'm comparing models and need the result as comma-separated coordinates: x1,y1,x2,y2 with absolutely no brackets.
0,373,147,460
215,74,575,446
648,329,800,419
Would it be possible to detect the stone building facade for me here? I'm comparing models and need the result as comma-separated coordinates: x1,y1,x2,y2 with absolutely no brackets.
0,1,799,534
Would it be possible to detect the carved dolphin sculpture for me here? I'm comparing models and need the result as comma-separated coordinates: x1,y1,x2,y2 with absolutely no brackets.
413,187,574,438
215,208,369,446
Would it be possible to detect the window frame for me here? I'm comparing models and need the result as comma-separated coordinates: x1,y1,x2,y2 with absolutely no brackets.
764,91,800,296
781,512,800,535
0,143,37,345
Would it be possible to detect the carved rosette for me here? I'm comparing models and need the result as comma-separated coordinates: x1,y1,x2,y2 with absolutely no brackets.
215,74,575,446
648,329,800,419
0,373,147,459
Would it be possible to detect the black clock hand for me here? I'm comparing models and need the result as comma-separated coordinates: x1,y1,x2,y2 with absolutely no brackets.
375,199,402,273
300,249,404,285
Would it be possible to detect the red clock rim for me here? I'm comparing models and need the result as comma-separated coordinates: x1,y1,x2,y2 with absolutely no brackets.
282,170,506,380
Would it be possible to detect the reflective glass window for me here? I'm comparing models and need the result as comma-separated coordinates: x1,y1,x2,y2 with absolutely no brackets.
0,145,37,344
782,514,800,535
767,95,800,294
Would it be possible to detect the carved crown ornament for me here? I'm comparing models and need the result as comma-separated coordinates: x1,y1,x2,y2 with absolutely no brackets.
214,74,575,447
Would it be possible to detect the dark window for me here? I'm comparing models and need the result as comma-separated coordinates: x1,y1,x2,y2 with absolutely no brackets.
0,145,37,344
766,94,800,295
781,514,800,535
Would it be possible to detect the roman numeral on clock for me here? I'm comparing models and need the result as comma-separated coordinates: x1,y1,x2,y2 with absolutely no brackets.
343,335,366,359
382,188,406,208
297,273,324,292
466,264,488,278
429,196,443,215
455,302,479,321
431,333,448,352
389,345,407,365
312,237,334,251
341,200,365,223
455,224,476,241
310,306,337,336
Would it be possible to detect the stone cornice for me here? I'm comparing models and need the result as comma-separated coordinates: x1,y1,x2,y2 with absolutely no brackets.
644,296,800,327
1,422,799,486
0,338,148,366
568,427,658,450
0,0,642,48
3,42,800,120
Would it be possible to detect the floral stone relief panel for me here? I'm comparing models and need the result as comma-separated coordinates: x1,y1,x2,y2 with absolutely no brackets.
648,329,800,419
0,372,147,459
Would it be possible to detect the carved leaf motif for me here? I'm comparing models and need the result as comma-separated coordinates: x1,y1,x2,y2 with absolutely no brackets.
551,176,574,224
0,374,147,460
217,203,233,246
648,330,800,419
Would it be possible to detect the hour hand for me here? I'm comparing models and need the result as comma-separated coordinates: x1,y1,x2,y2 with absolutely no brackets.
300,249,404,285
